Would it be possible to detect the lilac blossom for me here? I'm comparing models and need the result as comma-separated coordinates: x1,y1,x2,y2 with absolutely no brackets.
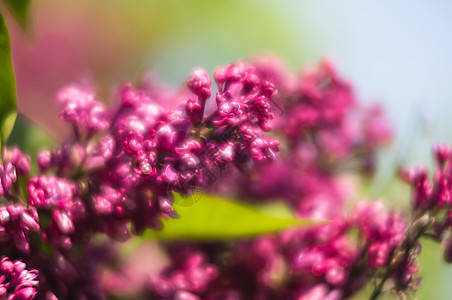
0,257,39,300
227,60,393,219
144,60,419,300
25,61,281,249
0,162,16,197
5,147,31,177
57,83,108,134
0,57,447,300
0,61,282,299
150,248,218,299
149,202,412,300
0,205,39,253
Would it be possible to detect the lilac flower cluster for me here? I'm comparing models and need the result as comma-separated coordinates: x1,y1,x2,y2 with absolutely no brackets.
150,248,218,299
0,205,39,253
0,61,281,299
148,203,414,300
228,60,393,219
1,57,450,299
400,144,452,262
0,147,30,198
0,257,39,300
144,61,422,300
40,61,277,241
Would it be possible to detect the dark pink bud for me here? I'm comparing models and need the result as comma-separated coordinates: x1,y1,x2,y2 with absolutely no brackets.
175,139,203,155
434,143,451,168
13,260,26,273
294,250,324,271
12,287,38,300
0,208,10,223
0,162,16,196
187,69,211,101
219,143,234,162
105,220,131,242
225,63,244,83
0,257,38,300
18,211,40,232
158,195,179,218
155,125,181,151
262,81,277,98
123,131,144,154
13,230,29,253
87,103,108,132
57,84,94,123
300,284,329,300
242,73,260,94
161,165,179,183
215,90,232,105
0,257,14,273
120,83,140,107
53,210,75,235
214,67,226,85
93,185,119,215
153,279,175,297
93,196,113,215
368,242,391,267
325,265,347,286
7,147,31,176
185,98,202,125
174,291,201,300
37,150,52,171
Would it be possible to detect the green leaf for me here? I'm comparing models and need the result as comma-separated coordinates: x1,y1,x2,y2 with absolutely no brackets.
0,13,17,150
2,0,32,30
144,193,316,240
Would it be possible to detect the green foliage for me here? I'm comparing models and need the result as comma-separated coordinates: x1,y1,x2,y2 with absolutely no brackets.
0,13,17,151
2,0,32,30
417,238,452,299
144,193,315,240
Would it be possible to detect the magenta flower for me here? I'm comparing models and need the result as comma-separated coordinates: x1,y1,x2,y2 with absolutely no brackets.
0,205,39,253
0,257,38,300
0,162,16,197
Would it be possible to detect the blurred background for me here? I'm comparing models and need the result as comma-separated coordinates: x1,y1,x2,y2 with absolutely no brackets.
4,0,452,298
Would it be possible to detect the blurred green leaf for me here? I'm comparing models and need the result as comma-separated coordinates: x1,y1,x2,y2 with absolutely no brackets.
417,238,452,299
248,200,297,219
0,12,17,150
2,0,32,30
144,193,315,240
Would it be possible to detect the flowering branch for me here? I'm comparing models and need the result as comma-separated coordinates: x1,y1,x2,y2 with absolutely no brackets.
0,54,451,299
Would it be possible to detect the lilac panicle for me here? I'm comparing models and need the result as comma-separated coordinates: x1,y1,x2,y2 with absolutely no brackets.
0,57,426,300
0,60,276,299
0,205,39,253
150,248,218,299
5,147,31,177
27,176,78,209
399,144,452,268
57,83,108,134
149,201,412,300
0,147,30,197
187,69,211,102
24,61,281,249
27,176,84,248
0,257,38,300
